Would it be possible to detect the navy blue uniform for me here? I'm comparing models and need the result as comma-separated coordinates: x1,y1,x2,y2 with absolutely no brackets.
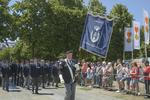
52,62,60,87
60,60,76,84
30,63,41,94
0,62,2,86
10,62,17,85
47,63,53,86
23,63,30,89
1,63,11,92
41,63,48,88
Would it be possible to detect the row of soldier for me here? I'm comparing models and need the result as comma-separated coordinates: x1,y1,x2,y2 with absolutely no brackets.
0,59,60,94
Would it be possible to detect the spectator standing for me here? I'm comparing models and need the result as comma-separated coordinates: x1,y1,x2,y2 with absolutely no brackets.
143,60,150,98
114,59,124,93
81,59,87,86
130,62,140,94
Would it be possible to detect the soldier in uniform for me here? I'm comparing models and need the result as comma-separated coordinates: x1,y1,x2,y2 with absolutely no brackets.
1,60,11,92
41,60,48,88
47,61,53,86
0,60,2,86
23,60,30,89
30,59,41,94
17,61,24,87
59,50,77,100
44,60,49,87
10,61,17,86
52,61,60,87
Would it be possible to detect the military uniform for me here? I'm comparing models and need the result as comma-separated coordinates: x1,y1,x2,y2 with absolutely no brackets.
60,58,77,100
23,63,30,89
0,62,2,86
52,61,60,87
1,62,11,92
41,62,49,88
10,62,17,86
30,63,41,94
17,63,24,86
47,62,53,86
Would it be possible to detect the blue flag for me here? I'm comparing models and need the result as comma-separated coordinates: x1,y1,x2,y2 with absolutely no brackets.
80,13,113,58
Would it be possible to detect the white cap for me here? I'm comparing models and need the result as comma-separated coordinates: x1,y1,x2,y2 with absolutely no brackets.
41,60,44,62
108,62,112,65
102,61,106,64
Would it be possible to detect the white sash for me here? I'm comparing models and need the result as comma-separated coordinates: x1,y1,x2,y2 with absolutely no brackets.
65,59,74,82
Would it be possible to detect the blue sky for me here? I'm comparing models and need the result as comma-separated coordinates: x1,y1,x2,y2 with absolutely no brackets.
10,0,150,25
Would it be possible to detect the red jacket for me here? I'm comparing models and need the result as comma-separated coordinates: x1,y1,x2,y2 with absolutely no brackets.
143,66,150,80
131,67,140,79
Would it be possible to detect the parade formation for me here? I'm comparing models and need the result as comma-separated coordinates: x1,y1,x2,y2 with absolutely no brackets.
1,0,150,100
0,57,150,99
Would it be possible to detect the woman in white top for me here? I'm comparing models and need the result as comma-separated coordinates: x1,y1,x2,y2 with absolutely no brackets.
114,59,124,92
86,63,93,87
120,63,131,91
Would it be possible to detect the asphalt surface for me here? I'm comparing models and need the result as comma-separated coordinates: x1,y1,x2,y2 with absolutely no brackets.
0,85,123,100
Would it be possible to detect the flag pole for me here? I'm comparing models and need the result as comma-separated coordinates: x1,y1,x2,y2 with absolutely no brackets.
123,51,125,62
123,27,125,62
145,44,148,59
132,50,134,60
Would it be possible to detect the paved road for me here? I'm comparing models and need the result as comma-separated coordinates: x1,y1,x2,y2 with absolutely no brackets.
0,85,144,100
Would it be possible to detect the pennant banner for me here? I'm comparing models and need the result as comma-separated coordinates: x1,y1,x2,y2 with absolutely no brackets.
133,21,140,50
80,13,113,58
144,9,149,45
124,27,133,52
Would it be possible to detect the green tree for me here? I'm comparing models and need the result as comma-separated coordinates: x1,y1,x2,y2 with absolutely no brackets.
59,0,83,9
0,47,13,60
137,25,150,59
107,4,133,60
11,41,31,61
88,0,106,16
0,0,15,45
12,0,52,58
11,0,135,62
12,0,86,60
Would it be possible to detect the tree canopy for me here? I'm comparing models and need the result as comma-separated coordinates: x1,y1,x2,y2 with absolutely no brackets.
107,4,133,60
0,0,145,62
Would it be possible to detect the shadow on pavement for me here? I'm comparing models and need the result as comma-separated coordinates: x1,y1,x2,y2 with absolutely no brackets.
44,87,58,89
9,89,21,92
57,86,64,88
44,86,64,89
37,93,54,95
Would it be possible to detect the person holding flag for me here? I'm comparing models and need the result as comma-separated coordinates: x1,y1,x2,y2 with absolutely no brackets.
59,50,77,100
